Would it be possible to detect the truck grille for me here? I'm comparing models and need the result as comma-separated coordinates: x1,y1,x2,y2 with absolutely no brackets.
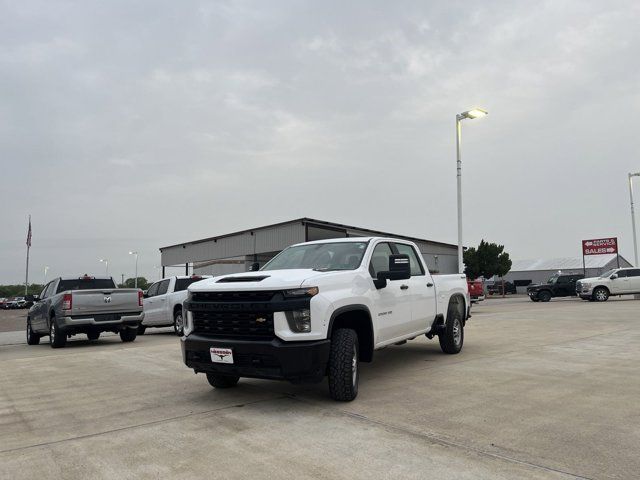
192,311,274,339
191,291,276,303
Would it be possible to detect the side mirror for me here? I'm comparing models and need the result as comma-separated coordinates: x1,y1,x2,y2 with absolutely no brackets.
143,291,149,298
610,274,618,279
373,254,411,289
250,262,260,271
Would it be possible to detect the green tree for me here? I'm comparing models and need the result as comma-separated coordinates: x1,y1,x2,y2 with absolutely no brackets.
464,240,512,279
122,277,150,290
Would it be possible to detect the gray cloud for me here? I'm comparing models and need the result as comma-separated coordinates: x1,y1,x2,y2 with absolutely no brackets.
1,0,639,283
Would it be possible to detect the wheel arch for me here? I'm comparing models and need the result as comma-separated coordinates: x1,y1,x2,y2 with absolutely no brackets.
328,305,374,362
448,293,468,323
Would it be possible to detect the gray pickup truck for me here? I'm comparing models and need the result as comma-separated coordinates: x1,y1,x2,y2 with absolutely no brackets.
26,275,144,348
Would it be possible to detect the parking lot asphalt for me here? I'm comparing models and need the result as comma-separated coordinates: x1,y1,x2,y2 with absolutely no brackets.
1,297,639,479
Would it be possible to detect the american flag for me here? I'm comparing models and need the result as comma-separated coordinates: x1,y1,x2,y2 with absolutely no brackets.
26,216,32,248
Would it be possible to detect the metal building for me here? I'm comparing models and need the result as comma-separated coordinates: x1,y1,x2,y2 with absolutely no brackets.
503,254,632,289
159,218,459,277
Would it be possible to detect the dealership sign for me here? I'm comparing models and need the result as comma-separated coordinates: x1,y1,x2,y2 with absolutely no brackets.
582,237,618,256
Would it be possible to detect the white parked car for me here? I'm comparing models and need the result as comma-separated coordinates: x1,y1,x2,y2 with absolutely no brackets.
577,267,640,301
181,237,470,401
140,275,211,335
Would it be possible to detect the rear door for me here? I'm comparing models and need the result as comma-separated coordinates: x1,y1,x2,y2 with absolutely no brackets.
626,269,640,293
393,242,436,334
555,276,572,296
143,281,161,324
367,242,413,344
152,279,171,324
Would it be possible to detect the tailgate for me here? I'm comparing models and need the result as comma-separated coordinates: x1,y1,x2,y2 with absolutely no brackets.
70,289,141,315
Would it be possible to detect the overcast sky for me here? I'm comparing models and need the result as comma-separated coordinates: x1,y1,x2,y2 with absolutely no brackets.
1,0,639,284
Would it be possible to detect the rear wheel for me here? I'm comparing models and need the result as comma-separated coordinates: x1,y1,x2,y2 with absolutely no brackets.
87,331,100,341
173,309,184,336
538,290,552,302
26,318,40,345
593,287,609,302
49,317,67,348
119,328,137,342
439,299,464,354
328,328,359,401
206,373,240,388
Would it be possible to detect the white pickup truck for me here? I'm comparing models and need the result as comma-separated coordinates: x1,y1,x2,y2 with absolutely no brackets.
140,275,210,335
577,267,640,301
182,237,470,401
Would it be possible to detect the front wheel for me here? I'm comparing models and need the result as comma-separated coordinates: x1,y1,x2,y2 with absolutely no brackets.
26,318,40,345
206,373,239,388
119,328,137,342
593,287,609,302
173,309,184,336
87,331,100,341
538,291,552,302
328,328,359,401
439,302,464,354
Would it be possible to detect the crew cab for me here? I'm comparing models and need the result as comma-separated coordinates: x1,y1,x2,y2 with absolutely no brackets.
139,275,211,335
26,275,144,348
182,237,470,401
576,268,640,301
527,273,584,302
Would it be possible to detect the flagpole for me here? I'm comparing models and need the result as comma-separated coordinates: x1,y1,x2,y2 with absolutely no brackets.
25,215,31,295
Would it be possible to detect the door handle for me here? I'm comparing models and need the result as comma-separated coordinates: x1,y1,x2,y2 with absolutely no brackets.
400,285,409,290
427,283,434,287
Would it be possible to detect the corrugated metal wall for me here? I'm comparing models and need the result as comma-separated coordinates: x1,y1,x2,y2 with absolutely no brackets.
161,220,459,274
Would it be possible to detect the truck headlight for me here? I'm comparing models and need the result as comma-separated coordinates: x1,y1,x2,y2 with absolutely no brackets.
283,287,319,298
285,309,311,333
582,283,591,291
182,299,194,336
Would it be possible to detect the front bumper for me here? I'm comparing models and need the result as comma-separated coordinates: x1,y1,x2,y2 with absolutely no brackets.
182,334,330,383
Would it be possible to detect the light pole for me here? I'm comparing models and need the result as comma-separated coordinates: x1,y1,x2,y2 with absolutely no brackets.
629,172,640,266
99,258,109,276
455,108,488,274
129,251,139,288
43,266,49,285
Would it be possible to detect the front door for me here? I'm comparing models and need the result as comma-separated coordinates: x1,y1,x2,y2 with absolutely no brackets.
368,242,413,345
393,242,437,333
143,281,161,324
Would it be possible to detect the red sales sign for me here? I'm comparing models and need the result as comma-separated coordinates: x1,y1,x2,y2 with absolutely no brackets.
582,237,618,256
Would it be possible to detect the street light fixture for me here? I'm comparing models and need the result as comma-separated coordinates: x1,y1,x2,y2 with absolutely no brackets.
456,107,488,274
99,258,109,276
629,172,640,266
129,251,139,288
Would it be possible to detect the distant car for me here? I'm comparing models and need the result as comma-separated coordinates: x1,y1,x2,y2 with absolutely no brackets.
467,279,485,303
0,298,7,308
576,268,640,301
6,297,26,309
527,274,584,302
487,282,516,295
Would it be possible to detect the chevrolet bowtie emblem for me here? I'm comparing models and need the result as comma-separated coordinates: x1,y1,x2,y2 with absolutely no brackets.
255,317,266,323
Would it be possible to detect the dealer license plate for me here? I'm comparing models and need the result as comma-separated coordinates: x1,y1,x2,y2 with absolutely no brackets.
210,347,234,364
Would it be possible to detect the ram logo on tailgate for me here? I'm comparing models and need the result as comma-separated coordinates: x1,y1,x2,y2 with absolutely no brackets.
104,296,112,303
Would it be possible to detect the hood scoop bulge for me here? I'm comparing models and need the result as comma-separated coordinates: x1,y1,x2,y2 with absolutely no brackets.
216,275,270,283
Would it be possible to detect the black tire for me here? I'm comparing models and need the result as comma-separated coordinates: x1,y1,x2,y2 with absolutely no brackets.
593,287,609,302
439,299,464,354
538,291,552,302
137,324,146,335
119,328,137,342
87,331,100,341
206,373,240,388
328,328,359,402
26,318,40,345
49,317,67,348
173,309,184,336
530,297,539,302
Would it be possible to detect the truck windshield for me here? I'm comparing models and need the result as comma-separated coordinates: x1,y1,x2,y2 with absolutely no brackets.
56,278,116,293
262,242,368,271
599,269,616,278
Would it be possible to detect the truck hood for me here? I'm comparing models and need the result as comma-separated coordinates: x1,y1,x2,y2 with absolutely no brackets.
188,269,329,292
579,276,601,283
